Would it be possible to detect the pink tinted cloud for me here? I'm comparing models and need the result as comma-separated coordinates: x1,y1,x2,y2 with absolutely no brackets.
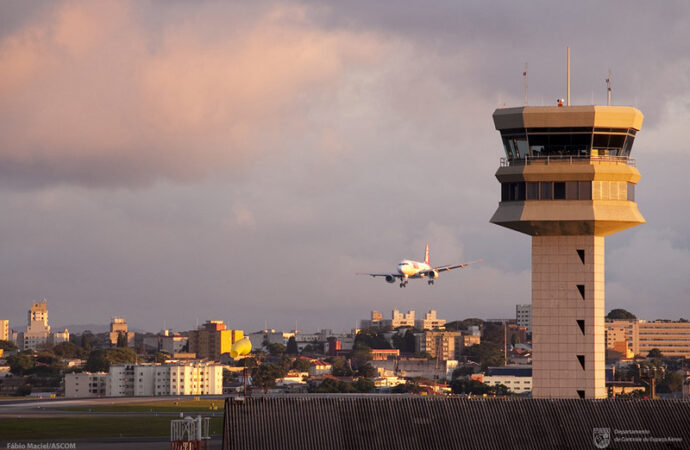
0,1,382,188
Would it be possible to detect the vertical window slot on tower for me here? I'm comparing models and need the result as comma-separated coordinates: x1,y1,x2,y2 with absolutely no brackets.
577,284,585,300
577,390,585,399
576,249,585,264
577,355,585,370
576,320,585,334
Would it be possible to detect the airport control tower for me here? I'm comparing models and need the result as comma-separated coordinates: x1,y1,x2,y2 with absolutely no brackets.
490,104,644,399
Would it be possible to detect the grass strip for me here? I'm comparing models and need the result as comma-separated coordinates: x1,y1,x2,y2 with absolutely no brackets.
0,416,223,440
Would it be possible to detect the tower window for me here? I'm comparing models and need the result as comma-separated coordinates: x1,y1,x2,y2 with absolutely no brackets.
576,249,585,264
553,182,566,200
577,284,585,300
577,355,585,370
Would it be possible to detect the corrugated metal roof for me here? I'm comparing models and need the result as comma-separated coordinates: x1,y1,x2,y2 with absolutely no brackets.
223,396,690,449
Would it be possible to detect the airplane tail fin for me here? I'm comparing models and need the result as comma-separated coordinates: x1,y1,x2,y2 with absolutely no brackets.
424,243,430,265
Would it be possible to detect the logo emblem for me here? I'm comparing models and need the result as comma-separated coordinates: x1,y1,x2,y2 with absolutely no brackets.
593,428,611,449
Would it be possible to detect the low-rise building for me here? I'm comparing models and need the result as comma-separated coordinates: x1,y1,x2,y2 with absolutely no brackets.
516,304,532,334
65,372,107,397
479,366,532,394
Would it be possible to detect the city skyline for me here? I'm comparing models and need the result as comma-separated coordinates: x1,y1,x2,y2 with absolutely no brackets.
1,1,689,332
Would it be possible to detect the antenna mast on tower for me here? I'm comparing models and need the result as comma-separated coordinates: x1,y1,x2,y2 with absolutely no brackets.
523,63,528,105
606,70,612,106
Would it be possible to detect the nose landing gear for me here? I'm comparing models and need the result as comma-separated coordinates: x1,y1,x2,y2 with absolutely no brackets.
399,279,409,288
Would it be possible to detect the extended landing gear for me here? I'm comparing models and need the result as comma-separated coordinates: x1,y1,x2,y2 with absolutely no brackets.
399,280,409,288
428,280,434,285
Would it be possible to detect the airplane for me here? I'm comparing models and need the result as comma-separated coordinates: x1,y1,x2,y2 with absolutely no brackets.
358,244,481,288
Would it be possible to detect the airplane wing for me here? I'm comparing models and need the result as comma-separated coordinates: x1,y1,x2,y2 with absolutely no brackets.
356,273,402,278
433,259,484,272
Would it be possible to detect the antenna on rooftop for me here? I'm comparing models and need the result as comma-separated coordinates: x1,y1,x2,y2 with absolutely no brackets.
606,70,612,106
523,63,528,105
566,47,571,106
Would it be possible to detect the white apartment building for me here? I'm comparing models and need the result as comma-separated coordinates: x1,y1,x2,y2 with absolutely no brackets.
103,362,223,397
516,304,532,334
65,372,107,397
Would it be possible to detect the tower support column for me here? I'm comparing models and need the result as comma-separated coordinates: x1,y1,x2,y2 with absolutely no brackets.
531,235,606,399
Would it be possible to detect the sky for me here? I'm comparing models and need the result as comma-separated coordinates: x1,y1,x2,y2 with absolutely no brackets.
1,0,689,333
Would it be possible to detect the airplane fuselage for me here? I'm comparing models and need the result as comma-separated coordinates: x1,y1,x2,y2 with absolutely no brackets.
397,260,433,278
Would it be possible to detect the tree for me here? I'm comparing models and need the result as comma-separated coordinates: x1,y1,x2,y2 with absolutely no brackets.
0,340,18,352
510,333,521,346
355,329,392,349
392,330,417,354
647,348,663,359
286,337,298,355
85,348,137,372
464,342,504,371
116,333,128,348
450,379,509,396
80,331,95,351
329,357,353,376
7,352,35,375
356,363,376,378
252,363,286,393
352,377,376,393
309,378,356,393
607,309,636,320
446,318,484,331
452,366,477,380
292,358,311,372
52,341,86,359
267,343,286,356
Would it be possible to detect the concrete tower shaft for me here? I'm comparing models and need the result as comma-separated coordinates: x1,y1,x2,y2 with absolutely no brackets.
490,105,644,399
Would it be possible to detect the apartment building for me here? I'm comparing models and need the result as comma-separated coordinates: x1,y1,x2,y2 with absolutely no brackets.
188,320,244,360
516,304,532,333
414,310,446,330
480,366,532,394
65,372,107,397
108,317,135,348
606,320,690,358
415,331,462,360
101,362,223,397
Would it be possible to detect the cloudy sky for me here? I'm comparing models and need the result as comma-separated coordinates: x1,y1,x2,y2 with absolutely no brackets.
1,0,688,333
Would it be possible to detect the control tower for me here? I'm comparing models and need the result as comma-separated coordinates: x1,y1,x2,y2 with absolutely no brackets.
491,105,644,399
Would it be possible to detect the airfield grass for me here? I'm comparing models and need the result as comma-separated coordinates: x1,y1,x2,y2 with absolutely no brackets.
59,399,224,413
0,416,223,440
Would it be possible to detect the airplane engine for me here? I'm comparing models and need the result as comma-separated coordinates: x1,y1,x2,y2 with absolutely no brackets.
385,275,396,283
429,270,439,279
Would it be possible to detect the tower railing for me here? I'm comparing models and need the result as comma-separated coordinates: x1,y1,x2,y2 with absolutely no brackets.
500,155,635,167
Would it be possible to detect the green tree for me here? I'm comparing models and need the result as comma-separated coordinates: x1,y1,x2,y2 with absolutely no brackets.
510,333,521,346
647,348,663,359
267,343,286,356
80,331,95,351
450,379,509,396
252,363,286,393
116,333,128,348
352,377,376,393
356,362,376,378
0,340,18,352
52,341,86,359
355,328,392,349
464,342,504,371
309,378,356,393
607,309,636,320
446,318,484,331
286,337,298,355
329,357,353,376
85,348,137,372
392,330,417,354
7,352,35,375
292,358,311,372
452,366,477,379
391,382,424,394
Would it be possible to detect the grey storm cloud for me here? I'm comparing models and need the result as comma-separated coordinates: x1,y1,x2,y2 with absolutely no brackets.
0,0,688,332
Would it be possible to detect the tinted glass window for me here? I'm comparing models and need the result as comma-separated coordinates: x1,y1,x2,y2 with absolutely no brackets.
578,181,592,200
566,181,578,200
627,183,635,201
554,182,566,200
540,182,552,200
527,182,539,200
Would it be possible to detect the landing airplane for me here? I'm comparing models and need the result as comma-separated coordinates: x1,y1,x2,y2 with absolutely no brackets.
358,244,481,288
